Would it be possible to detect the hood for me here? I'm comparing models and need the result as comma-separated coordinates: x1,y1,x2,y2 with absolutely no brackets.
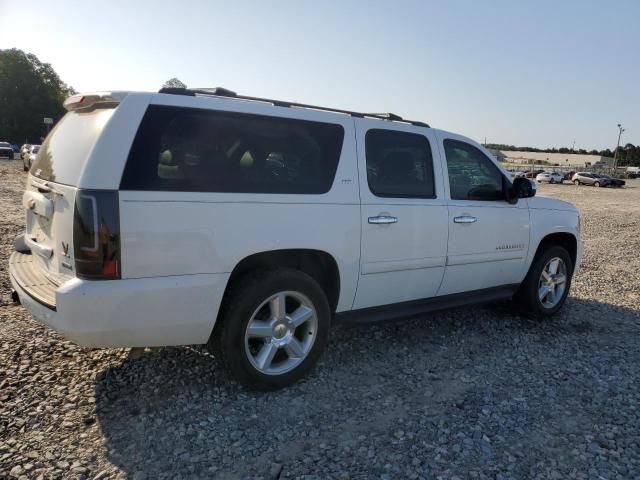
527,195,578,213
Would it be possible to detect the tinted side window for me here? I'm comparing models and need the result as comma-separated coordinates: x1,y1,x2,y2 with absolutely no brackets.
121,106,345,194
365,129,435,198
444,139,504,201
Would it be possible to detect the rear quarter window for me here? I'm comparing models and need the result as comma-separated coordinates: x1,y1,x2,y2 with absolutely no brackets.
120,105,345,194
30,109,115,185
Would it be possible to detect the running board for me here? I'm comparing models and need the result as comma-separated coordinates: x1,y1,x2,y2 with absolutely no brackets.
335,285,518,325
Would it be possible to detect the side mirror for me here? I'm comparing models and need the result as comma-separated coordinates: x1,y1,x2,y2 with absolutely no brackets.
512,177,536,199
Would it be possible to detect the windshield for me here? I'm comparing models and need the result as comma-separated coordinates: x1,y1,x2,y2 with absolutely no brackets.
30,108,115,185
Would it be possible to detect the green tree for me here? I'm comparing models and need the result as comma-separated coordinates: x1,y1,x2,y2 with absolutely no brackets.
620,144,640,167
601,148,613,158
162,77,187,89
0,49,75,144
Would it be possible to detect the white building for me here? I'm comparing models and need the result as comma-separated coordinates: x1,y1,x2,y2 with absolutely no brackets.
499,151,614,168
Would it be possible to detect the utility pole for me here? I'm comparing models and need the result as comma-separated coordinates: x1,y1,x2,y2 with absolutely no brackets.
612,124,625,172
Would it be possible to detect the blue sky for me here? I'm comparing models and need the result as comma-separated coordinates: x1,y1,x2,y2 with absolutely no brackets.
1,0,638,150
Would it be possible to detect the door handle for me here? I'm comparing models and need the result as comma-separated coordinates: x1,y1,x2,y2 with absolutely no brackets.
368,215,398,225
453,215,478,224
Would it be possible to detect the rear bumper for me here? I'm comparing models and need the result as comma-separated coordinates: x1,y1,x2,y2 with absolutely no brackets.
10,251,229,347
9,252,57,309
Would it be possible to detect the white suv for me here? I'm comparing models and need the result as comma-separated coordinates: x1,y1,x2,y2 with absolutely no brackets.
536,172,564,184
9,88,582,389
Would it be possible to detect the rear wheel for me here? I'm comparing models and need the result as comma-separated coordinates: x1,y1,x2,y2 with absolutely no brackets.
517,246,573,317
211,269,330,390
594,181,600,187
573,180,580,185
549,178,555,184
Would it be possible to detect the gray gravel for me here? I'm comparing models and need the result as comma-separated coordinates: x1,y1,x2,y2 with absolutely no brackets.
1,158,639,479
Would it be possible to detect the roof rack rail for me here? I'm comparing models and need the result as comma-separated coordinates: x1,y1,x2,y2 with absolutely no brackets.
364,113,429,128
157,87,430,128
364,113,403,121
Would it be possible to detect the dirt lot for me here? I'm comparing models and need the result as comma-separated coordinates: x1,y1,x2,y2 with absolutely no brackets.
1,159,639,480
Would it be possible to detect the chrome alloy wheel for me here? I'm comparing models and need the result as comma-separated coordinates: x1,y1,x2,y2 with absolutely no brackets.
538,257,567,308
244,291,318,375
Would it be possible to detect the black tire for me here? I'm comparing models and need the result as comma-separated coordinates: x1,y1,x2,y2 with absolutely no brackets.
516,245,573,317
549,179,555,184
573,180,580,185
210,269,331,390
594,181,600,188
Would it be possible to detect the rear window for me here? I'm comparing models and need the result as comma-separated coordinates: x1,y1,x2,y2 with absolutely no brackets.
30,109,115,185
120,105,345,194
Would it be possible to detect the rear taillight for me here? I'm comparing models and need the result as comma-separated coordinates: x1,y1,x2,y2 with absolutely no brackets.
73,190,121,280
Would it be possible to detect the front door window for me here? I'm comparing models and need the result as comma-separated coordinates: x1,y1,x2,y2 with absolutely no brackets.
444,139,504,201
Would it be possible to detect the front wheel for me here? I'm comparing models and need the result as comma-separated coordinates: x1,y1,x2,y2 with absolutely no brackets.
211,269,330,390
573,180,580,185
594,181,600,187
516,245,573,317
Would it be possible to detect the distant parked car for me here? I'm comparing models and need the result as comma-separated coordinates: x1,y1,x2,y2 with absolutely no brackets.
11,144,20,154
572,172,609,187
20,144,32,159
523,170,544,178
563,171,576,182
23,145,40,171
0,142,14,159
536,172,564,184
598,175,626,188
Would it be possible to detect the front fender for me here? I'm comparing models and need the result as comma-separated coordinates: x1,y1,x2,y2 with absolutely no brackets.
526,207,582,277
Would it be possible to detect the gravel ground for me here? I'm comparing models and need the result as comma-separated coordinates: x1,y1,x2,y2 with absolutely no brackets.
1,158,639,480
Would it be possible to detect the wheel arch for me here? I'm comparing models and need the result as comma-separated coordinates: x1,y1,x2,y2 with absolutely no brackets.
532,232,578,270
223,249,341,313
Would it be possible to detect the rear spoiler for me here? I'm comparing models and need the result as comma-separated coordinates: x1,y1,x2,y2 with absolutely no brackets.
63,91,130,112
